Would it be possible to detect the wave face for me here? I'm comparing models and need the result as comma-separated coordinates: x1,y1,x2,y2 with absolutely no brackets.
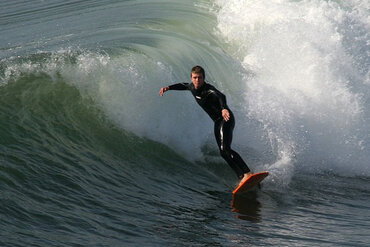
1,0,370,246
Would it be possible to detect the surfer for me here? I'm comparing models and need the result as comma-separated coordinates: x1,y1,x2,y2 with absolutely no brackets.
159,65,252,186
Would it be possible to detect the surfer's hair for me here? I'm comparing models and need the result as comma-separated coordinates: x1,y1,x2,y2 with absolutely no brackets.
191,65,205,78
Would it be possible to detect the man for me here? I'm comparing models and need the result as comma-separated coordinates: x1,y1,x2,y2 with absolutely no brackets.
159,65,252,185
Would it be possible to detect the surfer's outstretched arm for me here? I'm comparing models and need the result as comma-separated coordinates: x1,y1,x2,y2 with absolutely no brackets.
159,83,190,96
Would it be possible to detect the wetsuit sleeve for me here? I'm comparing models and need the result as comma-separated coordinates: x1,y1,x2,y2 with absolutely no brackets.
219,92,227,110
210,87,228,110
168,83,190,91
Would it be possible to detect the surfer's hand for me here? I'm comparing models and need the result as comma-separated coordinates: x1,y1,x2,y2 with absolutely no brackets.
222,109,230,122
159,86,169,96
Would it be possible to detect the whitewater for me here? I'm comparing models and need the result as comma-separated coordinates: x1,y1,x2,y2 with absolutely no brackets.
1,0,369,246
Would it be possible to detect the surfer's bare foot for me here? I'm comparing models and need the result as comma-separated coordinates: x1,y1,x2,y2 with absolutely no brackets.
238,172,253,186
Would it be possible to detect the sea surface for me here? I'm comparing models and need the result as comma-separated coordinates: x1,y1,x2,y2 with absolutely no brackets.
1,0,369,246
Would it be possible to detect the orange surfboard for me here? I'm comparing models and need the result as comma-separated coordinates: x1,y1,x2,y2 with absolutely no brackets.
233,171,269,194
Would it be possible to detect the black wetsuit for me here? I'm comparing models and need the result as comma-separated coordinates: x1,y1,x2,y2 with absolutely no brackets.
168,82,251,179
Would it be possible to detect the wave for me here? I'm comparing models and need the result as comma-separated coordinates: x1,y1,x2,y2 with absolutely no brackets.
1,0,369,188
0,63,222,188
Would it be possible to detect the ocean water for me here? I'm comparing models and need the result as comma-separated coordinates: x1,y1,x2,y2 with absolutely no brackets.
1,0,369,246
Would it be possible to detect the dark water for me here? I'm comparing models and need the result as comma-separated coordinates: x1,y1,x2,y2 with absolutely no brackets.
1,0,370,246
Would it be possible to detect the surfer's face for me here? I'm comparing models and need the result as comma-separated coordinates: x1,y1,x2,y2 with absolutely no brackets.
191,73,204,89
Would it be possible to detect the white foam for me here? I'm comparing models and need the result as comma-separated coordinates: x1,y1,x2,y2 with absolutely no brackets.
56,50,211,159
216,0,370,178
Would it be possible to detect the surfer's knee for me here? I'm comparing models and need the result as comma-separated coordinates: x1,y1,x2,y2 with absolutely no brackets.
219,148,232,159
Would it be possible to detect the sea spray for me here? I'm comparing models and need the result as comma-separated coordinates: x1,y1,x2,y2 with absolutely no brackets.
216,0,370,178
